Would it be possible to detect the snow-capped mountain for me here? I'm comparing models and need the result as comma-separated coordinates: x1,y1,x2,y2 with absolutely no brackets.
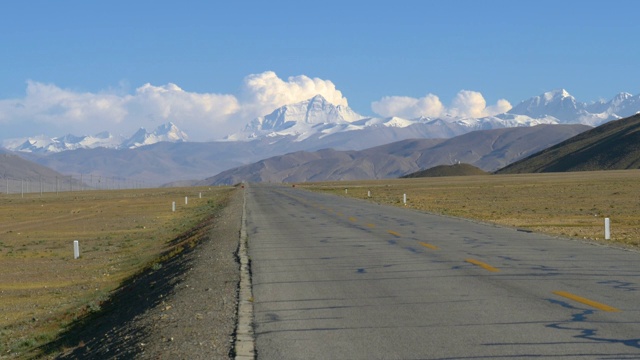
508,89,640,126
3,131,126,153
226,94,364,141
508,89,588,122
121,122,189,149
5,89,640,155
225,94,561,143
3,122,188,153
591,92,640,119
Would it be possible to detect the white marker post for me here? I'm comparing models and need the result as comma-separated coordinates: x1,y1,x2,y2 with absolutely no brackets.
185,196,188,205
73,240,80,259
345,188,348,194
172,201,176,212
199,192,202,199
367,191,371,198
605,218,611,240
403,193,407,205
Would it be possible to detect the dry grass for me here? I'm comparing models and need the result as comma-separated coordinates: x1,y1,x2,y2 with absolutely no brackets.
0,186,234,358
301,170,640,247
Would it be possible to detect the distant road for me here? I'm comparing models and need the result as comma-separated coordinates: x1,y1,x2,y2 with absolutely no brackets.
246,184,640,359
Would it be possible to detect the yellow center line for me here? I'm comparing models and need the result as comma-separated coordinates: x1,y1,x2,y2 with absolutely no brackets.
336,212,344,217
387,230,402,237
465,258,500,272
553,291,620,312
366,223,376,228
419,242,439,250
349,217,357,222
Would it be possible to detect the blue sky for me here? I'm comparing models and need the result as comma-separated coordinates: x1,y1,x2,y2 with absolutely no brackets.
1,0,639,140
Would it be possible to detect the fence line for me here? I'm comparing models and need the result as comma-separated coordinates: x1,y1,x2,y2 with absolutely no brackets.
1,174,148,196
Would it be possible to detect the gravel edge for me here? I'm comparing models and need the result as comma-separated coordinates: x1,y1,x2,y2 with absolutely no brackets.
48,189,243,359
234,188,255,359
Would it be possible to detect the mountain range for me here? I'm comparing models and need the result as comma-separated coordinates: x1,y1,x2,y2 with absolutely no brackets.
2,88,640,185
223,89,640,143
4,89,640,155
198,124,589,185
2,122,188,153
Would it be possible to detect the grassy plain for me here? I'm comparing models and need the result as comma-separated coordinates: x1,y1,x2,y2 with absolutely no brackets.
301,170,640,247
0,186,233,358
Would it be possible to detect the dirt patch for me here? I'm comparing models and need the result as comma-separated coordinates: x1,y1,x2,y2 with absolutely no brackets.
36,190,243,359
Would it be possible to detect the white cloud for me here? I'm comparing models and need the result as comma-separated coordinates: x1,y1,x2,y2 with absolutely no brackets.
240,71,349,118
4,80,128,125
0,81,240,141
371,90,512,119
0,71,350,141
128,83,240,133
0,73,514,143
371,94,444,118
486,99,513,117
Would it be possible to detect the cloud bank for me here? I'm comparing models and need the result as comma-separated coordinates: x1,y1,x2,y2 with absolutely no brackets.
0,72,349,141
0,72,512,142
241,71,348,117
372,90,512,119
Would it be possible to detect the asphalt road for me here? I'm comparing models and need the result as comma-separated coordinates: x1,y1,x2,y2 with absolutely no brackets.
245,183,640,359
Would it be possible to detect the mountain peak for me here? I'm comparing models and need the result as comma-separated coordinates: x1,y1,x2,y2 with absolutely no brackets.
509,89,584,122
236,95,365,138
542,89,572,101
122,122,188,148
308,94,328,103
612,92,633,102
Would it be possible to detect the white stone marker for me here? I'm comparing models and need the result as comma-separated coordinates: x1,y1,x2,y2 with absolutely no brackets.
73,240,80,259
605,217,611,240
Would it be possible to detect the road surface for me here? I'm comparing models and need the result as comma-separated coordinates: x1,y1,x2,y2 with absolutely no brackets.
245,184,640,359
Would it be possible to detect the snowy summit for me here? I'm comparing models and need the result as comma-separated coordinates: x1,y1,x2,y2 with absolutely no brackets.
2,122,189,153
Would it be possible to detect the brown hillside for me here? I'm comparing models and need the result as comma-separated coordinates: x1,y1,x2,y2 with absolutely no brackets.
497,114,640,174
0,152,68,180
401,163,488,178
200,124,588,185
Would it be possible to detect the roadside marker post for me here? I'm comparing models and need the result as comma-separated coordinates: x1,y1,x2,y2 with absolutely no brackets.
605,218,611,240
199,192,202,199
345,188,348,194
185,196,188,205
403,193,407,205
73,240,80,259
367,190,371,198
172,202,176,212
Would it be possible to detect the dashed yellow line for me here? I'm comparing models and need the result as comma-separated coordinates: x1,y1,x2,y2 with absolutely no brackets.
336,212,344,217
419,242,439,250
387,230,402,237
348,217,357,222
366,223,376,228
553,291,620,312
465,258,500,272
